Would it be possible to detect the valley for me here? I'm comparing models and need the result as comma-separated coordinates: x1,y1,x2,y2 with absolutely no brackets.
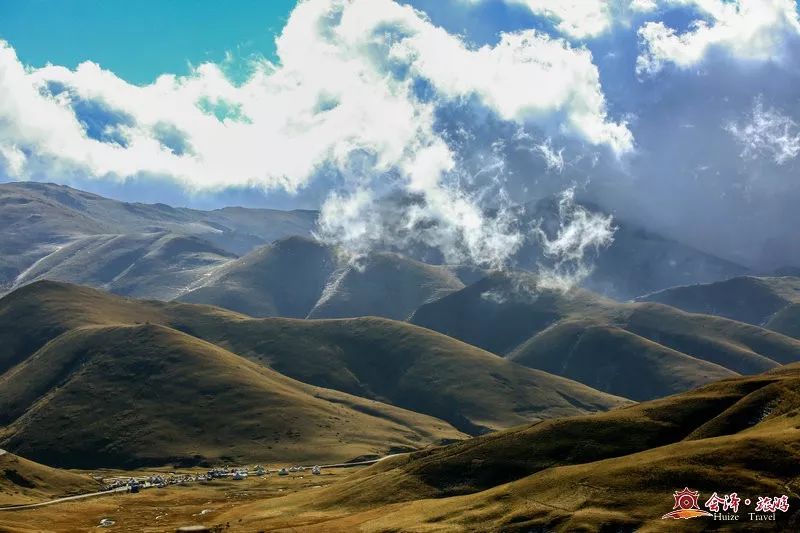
0,183,798,532
3,1,800,529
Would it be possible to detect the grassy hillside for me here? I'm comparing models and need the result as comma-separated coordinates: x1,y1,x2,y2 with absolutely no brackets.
0,181,316,292
178,236,337,317
307,252,464,320
767,303,800,339
0,450,99,506
0,280,177,374
180,244,464,321
0,324,464,469
0,281,628,440
410,272,800,400
620,302,799,372
10,232,235,301
410,271,613,355
194,317,630,434
508,319,738,401
223,364,800,532
637,275,800,326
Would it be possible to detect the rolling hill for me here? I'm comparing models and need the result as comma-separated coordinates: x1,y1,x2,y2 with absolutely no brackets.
178,236,337,317
0,181,316,293
9,232,235,300
0,323,465,469
507,319,738,401
0,449,99,506
0,281,628,446
223,363,800,532
179,240,464,320
411,271,800,400
1,182,756,313
410,271,614,356
767,303,800,340
637,275,800,327
193,316,630,434
306,252,464,320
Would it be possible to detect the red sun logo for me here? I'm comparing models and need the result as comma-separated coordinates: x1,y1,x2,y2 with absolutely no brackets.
662,487,713,519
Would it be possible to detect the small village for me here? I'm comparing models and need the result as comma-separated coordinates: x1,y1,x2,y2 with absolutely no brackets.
101,464,323,493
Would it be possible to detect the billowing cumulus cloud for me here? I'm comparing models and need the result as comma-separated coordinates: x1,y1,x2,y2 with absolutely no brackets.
0,0,631,279
0,0,629,188
2,0,800,282
637,0,800,74
505,0,615,39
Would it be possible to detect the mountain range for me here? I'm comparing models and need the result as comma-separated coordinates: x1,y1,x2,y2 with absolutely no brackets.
638,275,800,329
0,181,316,295
0,181,759,306
0,280,630,468
2,182,800,531
410,271,800,400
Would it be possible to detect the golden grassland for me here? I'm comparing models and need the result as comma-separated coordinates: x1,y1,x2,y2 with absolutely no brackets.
0,280,627,453
0,451,98,507
3,364,799,532
0,466,352,532
218,364,800,531
0,323,464,469
411,272,800,378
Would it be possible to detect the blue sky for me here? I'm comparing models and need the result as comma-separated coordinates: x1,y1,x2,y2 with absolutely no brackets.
0,0,295,84
0,0,799,270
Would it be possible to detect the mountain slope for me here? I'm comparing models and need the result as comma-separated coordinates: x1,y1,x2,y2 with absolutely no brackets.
227,364,800,532
512,197,749,300
10,232,235,300
180,244,464,320
307,252,464,320
0,181,316,292
0,281,629,438
411,272,800,398
767,303,800,339
0,450,98,506
621,302,800,372
637,275,800,327
410,271,614,356
195,317,630,434
507,319,738,401
2,182,754,308
178,236,337,317
0,323,464,468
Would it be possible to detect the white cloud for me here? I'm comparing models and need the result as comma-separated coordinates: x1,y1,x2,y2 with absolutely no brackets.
0,0,631,270
470,1,659,39
0,144,26,177
726,97,800,165
339,1,632,153
630,0,659,12
536,139,565,173
535,187,616,290
507,0,613,39
0,0,629,189
637,0,800,75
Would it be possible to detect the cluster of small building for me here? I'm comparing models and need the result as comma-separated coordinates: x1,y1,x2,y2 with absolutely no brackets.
277,465,322,476
101,464,323,493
